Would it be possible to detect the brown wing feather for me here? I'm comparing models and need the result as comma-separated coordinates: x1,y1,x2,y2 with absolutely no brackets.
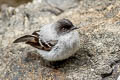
13,30,58,51
32,30,40,37
32,30,58,51
13,35,36,43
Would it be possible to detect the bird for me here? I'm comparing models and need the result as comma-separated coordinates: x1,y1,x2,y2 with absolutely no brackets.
13,18,80,61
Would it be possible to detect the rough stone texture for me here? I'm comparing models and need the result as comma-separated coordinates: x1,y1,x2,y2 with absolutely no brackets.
0,0,120,80
0,0,32,7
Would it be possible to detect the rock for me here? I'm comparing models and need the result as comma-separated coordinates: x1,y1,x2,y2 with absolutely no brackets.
0,0,32,7
0,0,120,80
43,0,79,10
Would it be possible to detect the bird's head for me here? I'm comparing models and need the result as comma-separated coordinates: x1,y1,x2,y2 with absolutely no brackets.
55,18,79,35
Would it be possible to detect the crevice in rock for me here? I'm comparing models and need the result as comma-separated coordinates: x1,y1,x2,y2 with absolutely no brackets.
42,0,64,16
101,69,113,78
101,59,120,79
40,8,64,16
110,60,120,68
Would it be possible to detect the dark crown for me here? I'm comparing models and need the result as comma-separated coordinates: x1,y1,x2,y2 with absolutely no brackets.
57,18,74,29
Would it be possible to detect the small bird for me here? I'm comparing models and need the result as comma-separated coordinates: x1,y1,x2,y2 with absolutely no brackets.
13,18,80,61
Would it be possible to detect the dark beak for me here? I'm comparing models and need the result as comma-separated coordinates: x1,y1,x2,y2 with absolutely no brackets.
71,26,79,30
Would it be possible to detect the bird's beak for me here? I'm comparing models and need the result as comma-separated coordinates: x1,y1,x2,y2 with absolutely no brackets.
71,26,79,30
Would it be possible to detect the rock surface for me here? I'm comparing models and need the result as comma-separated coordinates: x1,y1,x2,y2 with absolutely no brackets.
0,0,32,7
0,0,120,80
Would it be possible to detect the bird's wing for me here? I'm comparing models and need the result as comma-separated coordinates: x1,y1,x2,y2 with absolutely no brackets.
13,30,58,51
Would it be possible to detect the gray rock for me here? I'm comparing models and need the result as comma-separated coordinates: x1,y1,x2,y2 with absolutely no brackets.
43,0,79,10
0,0,120,80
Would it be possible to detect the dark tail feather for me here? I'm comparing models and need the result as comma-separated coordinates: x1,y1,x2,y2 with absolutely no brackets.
13,35,47,50
13,35,37,43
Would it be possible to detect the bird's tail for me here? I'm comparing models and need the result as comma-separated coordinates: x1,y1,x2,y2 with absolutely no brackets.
13,34,44,49
13,35,38,43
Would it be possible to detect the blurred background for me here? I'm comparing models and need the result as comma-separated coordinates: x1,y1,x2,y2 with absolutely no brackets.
0,0,32,7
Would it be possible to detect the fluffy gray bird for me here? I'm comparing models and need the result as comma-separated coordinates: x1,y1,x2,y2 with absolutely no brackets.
13,18,80,61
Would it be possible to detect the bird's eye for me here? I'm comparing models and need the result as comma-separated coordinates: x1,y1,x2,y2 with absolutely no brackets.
62,28,65,30
62,27,67,31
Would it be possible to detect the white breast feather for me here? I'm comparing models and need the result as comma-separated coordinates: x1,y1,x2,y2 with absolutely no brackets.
38,30,80,61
